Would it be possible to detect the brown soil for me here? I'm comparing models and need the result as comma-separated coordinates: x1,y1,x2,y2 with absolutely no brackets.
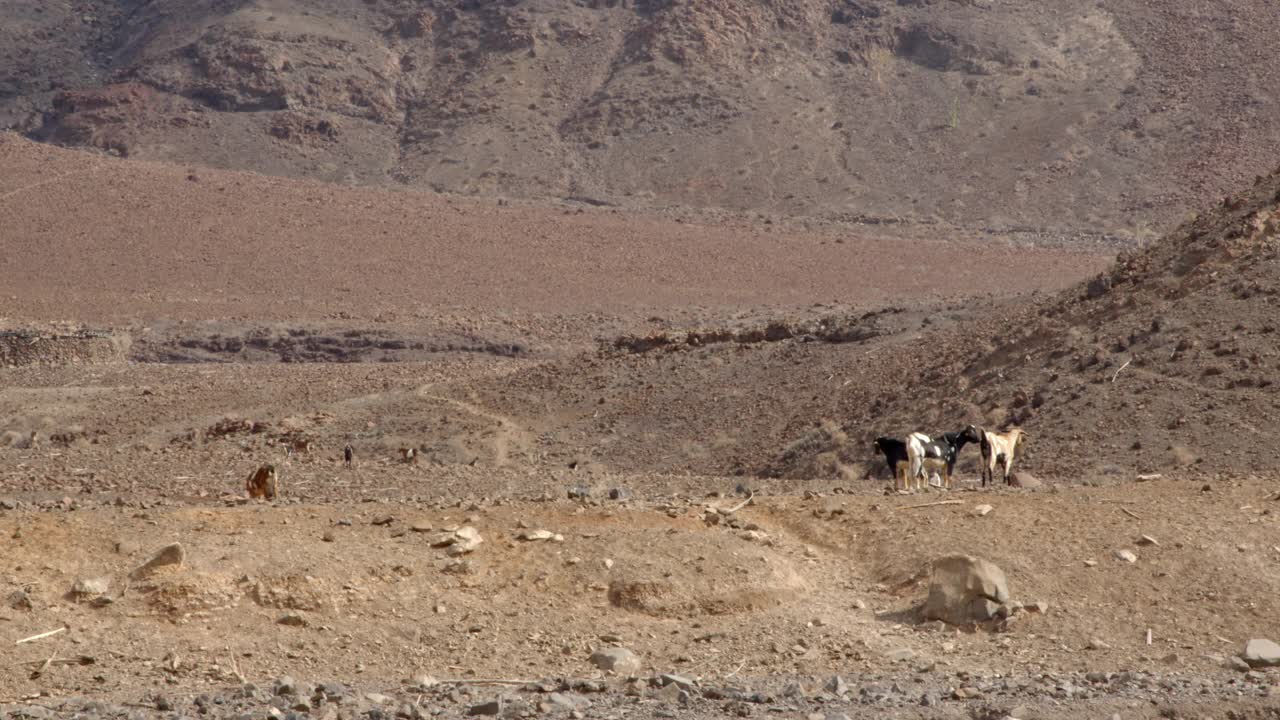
4,39,1280,715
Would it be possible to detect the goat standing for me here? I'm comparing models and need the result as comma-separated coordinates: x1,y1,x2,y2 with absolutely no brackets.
971,426,1028,486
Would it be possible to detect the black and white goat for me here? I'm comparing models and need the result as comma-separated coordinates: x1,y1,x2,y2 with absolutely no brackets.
906,426,983,490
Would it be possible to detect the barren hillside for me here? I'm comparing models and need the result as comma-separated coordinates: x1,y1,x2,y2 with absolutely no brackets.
4,0,1279,237
454,161,1280,482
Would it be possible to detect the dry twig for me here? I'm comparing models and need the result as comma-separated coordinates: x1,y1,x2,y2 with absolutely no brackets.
904,500,964,509
1120,507,1142,520
15,626,66,645
1111,358,1132,383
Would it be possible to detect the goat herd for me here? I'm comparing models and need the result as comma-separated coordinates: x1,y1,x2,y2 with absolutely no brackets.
873,425,1028,492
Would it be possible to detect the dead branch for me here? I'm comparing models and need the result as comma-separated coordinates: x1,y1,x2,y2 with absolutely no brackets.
718,490,755,515
439,678,541,686
15,626,66,645
904,500,964,509
1111,358,1132,383
228,654,247,684
1120,507,1142,520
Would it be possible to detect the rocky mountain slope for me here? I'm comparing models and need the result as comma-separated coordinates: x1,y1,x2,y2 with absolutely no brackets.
4,0,1279,238
457,161,1280,482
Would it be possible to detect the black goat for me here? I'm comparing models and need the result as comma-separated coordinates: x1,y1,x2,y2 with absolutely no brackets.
906,426,983,490
873,436,910,490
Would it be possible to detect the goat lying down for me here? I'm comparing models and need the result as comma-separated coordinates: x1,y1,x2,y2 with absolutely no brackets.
970,425,1028,486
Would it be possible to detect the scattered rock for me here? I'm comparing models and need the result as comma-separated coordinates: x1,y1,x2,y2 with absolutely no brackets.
609,488,632,501
568,486,590,500
1114,549,1138,563
1242,638,1280,668
410,522,434,533
432,526,483,555
277,612,309,627
972,504,993,517
516,529,562,542
922,555,1010,626
70,577,110,598
1008,472,1042,489
1087,638,1112,650
885,648,916,662
1083,559,1098,567
657,674,697,692
468,699,502,716
0,497,18,510
372,516,394,526
7,589,33,611
129,542,185,579
953,686,982,699
274,677,297,696
1136,535,1160,546
824,675,848,696
113,540,140,555
590,647,642,675
1229,656,1252,672
1026,600,1049,614
322,531,335,542
365,693,392,705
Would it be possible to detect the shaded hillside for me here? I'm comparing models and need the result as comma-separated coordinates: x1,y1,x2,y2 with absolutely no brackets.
461,163,1280,482
3,0,1279,236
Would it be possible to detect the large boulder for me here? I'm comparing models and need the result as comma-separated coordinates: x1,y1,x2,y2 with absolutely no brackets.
922,555,1010,625
1242,639,1280,668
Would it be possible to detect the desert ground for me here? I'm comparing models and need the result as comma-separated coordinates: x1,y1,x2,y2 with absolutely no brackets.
3,135,1279,719
3,1,1280,717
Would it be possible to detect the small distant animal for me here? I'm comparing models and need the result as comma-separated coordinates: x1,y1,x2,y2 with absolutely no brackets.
400,447,417,464
343,444,354,467
873,436,910,491
972,426,1028,486
906,426,983,490
245,464,279,500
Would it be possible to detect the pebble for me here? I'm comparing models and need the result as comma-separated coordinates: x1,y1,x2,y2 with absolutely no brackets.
1114,549,1138,563
972,504,993,517
1136,534,1160,546
885,648,915,662
129,542,185,578
468,699,502,716
609,488,632,501
825,675,849,696
590,646,642,675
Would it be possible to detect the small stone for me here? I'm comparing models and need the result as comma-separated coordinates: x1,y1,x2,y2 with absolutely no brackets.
1087,638,1112,650
885,648,915,662
953,686,982,699
658,674,696,691
467,700,501,716
1136,535,1160,546
851,598,867,609
1114,549,1138,563
322,531,335,543
0,497,18,510
277,612,308,627
1026,600,1049,614
70,577,111,597
365,693,392,704
410,522,433,533
516,529,555,541
7,589,33,611
603,558,614,570
1242,638,1280,668
590,647,642,675
608,488,632,501
1083,559,1098,567
567,486,590,500
372,516,394,526
114,540,140,555
274,677,297,696
1229,656,1252,672
414,675,440,689
972,504,993,517
824,675,848,696
129,542,185,579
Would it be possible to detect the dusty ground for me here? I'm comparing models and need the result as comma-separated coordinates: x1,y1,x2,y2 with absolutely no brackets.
3,87,1280,720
